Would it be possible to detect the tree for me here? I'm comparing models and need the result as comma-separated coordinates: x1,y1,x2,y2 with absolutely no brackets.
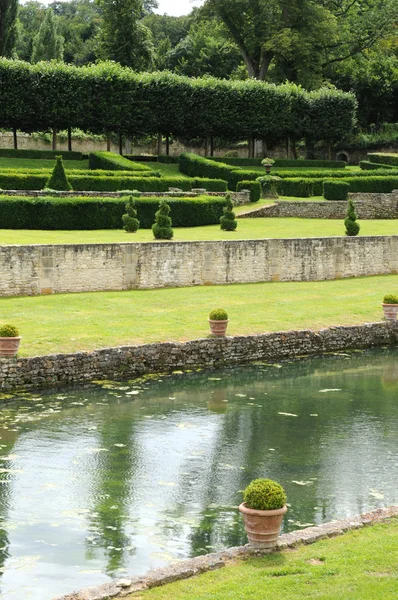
152,199,173,240
344,199,360,237
31,8,64,62
0,0,18,57
97,0,154,70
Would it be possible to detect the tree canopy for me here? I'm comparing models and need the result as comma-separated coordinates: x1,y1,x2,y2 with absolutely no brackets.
31,8,64,62
0,0,18,57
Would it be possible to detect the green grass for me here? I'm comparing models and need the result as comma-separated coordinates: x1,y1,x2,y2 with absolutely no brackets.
146,162,189,177
128,519,398,600
0,218,396,245
0,158,89,170
2,274,396,356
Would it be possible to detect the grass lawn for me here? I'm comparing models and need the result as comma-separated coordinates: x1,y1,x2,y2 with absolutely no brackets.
0,218,397,245
2,274,396,356
127,519,398,600
146,161,189,177
0,158,89,170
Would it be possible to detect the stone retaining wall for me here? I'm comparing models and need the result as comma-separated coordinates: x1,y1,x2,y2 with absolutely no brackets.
1,322,397,392
1,235,397,297
239,191,398,219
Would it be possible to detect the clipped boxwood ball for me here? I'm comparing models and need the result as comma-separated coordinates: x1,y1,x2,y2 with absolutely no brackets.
383,294,398,304
0,324,19,337
209,308,228,321
243,478,286,510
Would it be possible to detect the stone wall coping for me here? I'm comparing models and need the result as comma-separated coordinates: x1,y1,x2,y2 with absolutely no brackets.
53,505,398,599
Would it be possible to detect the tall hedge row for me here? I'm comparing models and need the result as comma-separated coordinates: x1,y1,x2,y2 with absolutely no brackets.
0,59,357,144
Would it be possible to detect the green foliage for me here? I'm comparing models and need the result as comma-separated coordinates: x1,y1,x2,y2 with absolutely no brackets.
152,198,173,239
257,176,281,198
0,195,226,229
359,161,394,171
220,194,237,231
0,324,19,337
323,181,349,201
276,178,314,198
88,152,151,172
261,158,275,166
343,177,398,194
0,0,18,57
368,153,398,167
344,199,360,237
209,157,347,168
237,180,261,203
45,156,72,191
122,196,140,232
32,8,64,62
383,294,398,305
0,148,83,160
243,478,287,511
209,308,228,320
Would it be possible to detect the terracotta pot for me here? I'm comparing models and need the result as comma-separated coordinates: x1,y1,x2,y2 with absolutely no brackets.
239,503,287,549
382,304,398,321
0,337,21,357
208,319,229,337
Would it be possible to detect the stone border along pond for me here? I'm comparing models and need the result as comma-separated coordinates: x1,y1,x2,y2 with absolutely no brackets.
1,235,398,297
55,505,398,600
1,322,397,392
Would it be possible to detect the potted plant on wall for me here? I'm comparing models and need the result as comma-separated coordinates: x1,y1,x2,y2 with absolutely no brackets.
261,157,275,174
382,294,398,321
208,308,229,337
239,478,287,549
0,325,21,357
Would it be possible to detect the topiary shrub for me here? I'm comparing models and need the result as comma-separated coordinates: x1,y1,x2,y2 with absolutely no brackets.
243,479,287,511
220,195,237,231
383,294,398,304
122,194,140,233
0,324,19,337
344,198,360,236
323,180,349,201
152,198,173,239
45,156,72,191
237,180,261,203
257,175,281,198
209,308,228,320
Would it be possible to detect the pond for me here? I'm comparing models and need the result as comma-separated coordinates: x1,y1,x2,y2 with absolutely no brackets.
0,347,398,599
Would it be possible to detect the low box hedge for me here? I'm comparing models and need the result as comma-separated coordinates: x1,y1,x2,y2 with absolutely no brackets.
367,153,398,167
359,160,394,171
0,195,227,229
343,176,398,193
208,157,347,168
123,154,157,162
88,151,151,172
276,178,315,197
323,180,350,200
237,180,261,202
0,148,84,160
179,152,239,184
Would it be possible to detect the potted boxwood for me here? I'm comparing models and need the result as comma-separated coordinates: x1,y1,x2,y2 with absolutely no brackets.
382,294,398,321
0,324,21,357
239,478,287,549
261,157,275,174
208,308,229,337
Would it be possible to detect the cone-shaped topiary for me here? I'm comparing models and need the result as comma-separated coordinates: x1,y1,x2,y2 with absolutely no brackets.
45,156,72,191
344,198,360,236
220,195,237,231
152,198,173,240
122,196,140,233
243,478,286,511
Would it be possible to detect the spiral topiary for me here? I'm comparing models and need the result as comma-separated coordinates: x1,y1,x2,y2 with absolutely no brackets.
344,199,360,236
220,195,237,231
45,156,72,191
243,478,286,511
0,324,19,337
122,196,140,233
152,198,174,240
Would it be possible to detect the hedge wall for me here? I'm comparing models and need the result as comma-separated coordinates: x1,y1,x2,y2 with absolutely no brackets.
342,176,398,193
323,180,349,200
367,153,398,167
276,175,398,196
359,160,394,170
209,157,347,168
0,148,84,160
88,151,151,171
276,178,314,197
236,180,261,202
273,168,398,179
0,195,227,229
179,153,260,190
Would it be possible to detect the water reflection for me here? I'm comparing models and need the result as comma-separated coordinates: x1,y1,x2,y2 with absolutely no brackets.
0,348,396,598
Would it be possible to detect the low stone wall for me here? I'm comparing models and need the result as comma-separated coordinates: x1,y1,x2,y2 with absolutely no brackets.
1,323,397,392
55,505,398,599
239,191,398,220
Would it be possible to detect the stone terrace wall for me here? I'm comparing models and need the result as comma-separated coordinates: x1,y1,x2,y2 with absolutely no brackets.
1,235,397,296
1,323,397,392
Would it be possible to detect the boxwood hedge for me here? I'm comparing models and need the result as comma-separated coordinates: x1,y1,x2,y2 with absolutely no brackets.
237,180,261,202
323,180,350,200
209,157,347,168
367,153,398,167
88,151,151,171
0,148,84,160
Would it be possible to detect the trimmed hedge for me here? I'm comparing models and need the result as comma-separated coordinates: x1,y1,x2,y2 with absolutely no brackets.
0,172,227,192
237,180,261,202
276,178,314,197
276,176,398,197
0,195,227,229
359,160,394,170
123,154,157,162
0,168,160,178
342,176,398,193
367,153,398,167
88,151,151,172
0,148,84,160
158,155,179,164
209,157,347,168
179,153,239,184
323,180,350,200
273,168,398,179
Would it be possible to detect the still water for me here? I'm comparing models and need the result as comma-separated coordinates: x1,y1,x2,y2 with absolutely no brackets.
0,348,397,599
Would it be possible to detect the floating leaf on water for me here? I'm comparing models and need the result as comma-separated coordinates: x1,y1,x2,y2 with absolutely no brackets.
0,468,22,474
319,389,342,393
208,378,222,381
235,394,247,398
0,454,19,461
158,481,177,487
268,448,276,451
292,480,313,486
150,552,174,561
169,397,176,400
310,414,319,417
114,444,126,448
176,423,196,429
126,391,140,395
369,489,384,500
278,412,298,417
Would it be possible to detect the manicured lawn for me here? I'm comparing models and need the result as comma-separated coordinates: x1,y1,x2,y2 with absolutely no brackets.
127,519,398,600
0,218,397,245
146,161,189,177
0,158,89,170
2,274,396,356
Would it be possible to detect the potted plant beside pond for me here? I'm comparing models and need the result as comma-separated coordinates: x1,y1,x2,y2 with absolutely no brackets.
0,324,21,357
208,308,229,337
382,294,398,321
239,478,287,549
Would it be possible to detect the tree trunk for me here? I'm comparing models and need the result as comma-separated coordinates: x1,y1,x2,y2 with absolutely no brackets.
262,139,267,158
204,136,210,157
291,139,298,159
210,136,214,157
305,138,315,159
286,137,290,159
118,132,123,155
13,127,17,150
52,127,57,151
106,132,111,152
157,132,162,156
327,143,332,161
166,134,170,156
67,128,72,152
